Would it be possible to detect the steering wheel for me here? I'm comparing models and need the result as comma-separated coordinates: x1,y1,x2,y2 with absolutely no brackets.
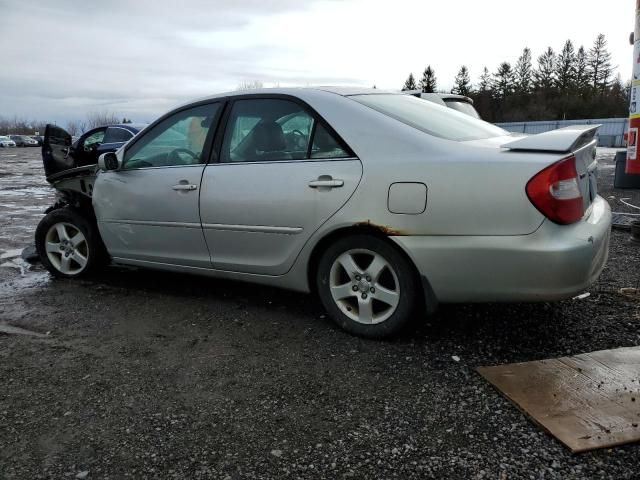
168,148,199,164
290,130,307,149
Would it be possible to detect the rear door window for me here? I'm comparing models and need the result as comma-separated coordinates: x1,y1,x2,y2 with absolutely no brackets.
310,123,351,159
222,99,314,162
221,98,354,162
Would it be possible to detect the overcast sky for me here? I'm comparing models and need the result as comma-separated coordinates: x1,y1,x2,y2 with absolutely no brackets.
0,0,634,125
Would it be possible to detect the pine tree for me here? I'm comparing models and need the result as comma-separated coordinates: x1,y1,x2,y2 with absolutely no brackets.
492,62,515,98
452,66,472,96
514,48,533,94
574,46,590,93
587,34,613,92
419,66,437,93
402,73,417,91
471,67,494,121
478,67,491,92
533,47,556,91
555,40,576,92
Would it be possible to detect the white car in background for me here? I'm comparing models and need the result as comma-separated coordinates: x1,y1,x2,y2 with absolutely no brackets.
404,90,481,118
0,136,17,147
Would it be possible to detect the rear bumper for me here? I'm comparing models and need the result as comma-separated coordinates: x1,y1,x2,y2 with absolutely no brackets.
393,196,611,303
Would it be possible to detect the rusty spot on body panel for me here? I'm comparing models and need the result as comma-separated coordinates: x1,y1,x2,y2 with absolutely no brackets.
353,220,407,236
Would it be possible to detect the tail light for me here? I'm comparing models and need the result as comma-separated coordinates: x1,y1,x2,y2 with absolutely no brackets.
526,155,584,225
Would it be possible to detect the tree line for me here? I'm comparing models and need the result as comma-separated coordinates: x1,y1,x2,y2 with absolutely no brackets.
0,112,134,137
402,34,629,122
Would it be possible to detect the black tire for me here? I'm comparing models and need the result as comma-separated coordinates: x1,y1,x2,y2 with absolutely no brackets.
316,234,419,339
35,208,107,278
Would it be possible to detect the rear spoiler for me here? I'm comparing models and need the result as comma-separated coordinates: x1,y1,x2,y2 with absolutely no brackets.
501,125,601,153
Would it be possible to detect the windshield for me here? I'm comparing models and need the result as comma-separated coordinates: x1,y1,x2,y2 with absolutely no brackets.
0,136,9,141
351,94,505,141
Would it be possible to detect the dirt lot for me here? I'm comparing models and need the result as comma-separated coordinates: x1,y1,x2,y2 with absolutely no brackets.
1,147,640,479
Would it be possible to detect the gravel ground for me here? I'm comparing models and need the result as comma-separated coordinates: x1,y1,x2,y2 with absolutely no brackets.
1,147,640,479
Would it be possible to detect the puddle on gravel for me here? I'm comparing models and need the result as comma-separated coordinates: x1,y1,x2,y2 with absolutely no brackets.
0,249,24,260
0,270,50,301
0,148,54,257
0,246,50,298
0,323,48,337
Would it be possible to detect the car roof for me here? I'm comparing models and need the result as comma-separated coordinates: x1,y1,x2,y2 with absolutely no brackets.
186,86,398,104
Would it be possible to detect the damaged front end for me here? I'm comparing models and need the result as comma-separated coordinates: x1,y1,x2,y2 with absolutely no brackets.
42,124,97,217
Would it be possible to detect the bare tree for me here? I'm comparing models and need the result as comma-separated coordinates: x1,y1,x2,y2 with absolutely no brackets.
31,120,48,135
86,111,120,129
236,80,264,90
66,120,81,137
0,116,31,134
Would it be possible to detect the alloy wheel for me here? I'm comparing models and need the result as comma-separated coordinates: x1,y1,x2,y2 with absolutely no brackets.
44,222,89,275
329,248,400,324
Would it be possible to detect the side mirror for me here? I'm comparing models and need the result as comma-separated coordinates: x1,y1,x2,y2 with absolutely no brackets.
98,152,120,171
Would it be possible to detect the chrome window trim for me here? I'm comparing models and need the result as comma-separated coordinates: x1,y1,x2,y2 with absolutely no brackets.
112,164,205,172
206,156,359,167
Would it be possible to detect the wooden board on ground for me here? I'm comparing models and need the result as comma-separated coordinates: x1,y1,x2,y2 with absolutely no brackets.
477,346,640,453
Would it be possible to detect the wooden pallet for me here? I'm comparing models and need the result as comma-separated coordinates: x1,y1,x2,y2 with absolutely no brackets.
478,346,640,452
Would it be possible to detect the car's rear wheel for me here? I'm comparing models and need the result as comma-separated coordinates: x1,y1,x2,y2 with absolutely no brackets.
35,208,105,278
316,234,419,338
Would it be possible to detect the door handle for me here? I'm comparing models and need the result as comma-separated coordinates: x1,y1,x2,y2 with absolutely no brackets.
308,179,344,188
172,184,198,191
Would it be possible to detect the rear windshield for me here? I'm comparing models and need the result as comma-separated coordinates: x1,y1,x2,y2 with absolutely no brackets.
444,99,481,119
351,94,505,141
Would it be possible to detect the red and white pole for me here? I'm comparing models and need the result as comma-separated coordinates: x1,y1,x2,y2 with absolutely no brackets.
627,0,640,173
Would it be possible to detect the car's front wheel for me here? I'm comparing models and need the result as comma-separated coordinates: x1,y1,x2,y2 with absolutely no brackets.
316,234,419,338
35,208,105,278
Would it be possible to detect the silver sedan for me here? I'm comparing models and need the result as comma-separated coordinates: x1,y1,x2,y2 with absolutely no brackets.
36,88,611,338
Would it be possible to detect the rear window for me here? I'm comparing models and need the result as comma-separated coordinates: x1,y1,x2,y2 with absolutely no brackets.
444,99,480,119
351,94,505,141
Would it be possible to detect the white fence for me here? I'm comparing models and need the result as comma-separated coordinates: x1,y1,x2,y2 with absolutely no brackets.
496,118,628,147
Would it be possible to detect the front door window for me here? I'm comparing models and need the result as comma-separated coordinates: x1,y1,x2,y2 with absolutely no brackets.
124,103,220,169
81,130,105,152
